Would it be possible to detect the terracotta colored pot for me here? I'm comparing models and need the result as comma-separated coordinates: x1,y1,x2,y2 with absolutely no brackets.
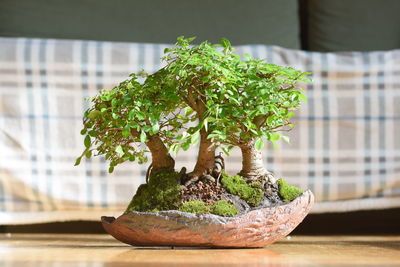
102,190,314,248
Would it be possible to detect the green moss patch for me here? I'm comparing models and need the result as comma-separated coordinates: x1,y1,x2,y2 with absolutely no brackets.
179,200,210,213
221,173,264,207
277,178,303,202
211,200,238,216
126,168,181,212
179,200,238,216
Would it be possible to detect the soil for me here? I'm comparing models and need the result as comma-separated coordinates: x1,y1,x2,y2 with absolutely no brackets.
180,177,226,205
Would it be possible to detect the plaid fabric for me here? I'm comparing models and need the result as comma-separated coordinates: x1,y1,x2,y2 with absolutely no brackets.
0,37,399,224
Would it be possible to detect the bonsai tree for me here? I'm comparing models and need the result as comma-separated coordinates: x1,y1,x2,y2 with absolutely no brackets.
76,37,310,216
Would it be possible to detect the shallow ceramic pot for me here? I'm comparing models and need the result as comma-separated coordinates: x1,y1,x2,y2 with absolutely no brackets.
102,190,314,248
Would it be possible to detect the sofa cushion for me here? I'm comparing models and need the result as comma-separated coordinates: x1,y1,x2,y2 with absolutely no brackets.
1,37,399,223
0,0,300,49
307,0,400,51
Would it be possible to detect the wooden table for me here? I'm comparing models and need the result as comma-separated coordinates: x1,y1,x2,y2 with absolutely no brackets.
1,234,399,266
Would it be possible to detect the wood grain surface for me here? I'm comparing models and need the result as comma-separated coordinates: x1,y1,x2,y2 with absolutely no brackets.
1,234,399,266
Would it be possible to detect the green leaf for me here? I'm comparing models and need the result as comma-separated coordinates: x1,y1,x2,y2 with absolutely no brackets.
128,110,136,120
85,150,92,159
108,166,114,173
126,81,134,89
168,144,180,156
204,118,208,132
271,140,279,149
101,94,112,101
191,131,200,145
255,138,264,151
111,98,118,107
221,146,231,156
184,107,194,116
299,93,308,103
88,130,97,137
136,112,146,120
287,112,295,118
182,142,190,151
122,126,130,138
229,97,240,105
220,38,231,48
140,131,147,143
84,135,91,148
270,134,281,141
177,132,188,141
115,145,124,156
282,135,290,144
80,129,87,135
74,156,82,166
267,116,275,126
151,122,160,133
87,110,101,120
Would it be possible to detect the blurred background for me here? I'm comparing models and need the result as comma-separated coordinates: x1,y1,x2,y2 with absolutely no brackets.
0,0,399,234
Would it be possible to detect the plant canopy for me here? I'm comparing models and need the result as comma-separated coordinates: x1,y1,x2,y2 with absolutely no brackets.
76,37,310,186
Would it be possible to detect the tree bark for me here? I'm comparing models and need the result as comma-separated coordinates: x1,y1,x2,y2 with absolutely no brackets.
239,139,270,181
146,135,175,171
191,128,216,177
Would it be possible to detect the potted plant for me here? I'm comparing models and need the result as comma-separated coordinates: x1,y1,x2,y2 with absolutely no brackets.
76,37,314,248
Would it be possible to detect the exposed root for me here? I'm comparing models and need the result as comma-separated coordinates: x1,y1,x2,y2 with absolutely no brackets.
213,153,225,185
202,174,216,183
184,174,200,187
177,167,187,184
145,163,153,184
266,171,276,184
214,153,225,171
183,154,227,187
242,171,277,188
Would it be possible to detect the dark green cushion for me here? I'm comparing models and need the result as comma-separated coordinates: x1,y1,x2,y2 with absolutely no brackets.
0,0,300,49
307,0,400,52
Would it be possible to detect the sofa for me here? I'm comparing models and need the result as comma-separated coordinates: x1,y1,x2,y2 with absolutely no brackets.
0,0,399,225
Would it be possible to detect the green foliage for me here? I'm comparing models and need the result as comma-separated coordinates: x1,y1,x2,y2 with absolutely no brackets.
221,172,264,207
125,169,181,212
76,36,309,172
211,200,238,216
75,69,189,170
277,178,303,202
161,36,309,154
179,200,210,214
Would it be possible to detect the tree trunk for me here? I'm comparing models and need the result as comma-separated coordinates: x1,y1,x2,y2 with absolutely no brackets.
191,128,216,177
239,139,271,181
146,135,175,171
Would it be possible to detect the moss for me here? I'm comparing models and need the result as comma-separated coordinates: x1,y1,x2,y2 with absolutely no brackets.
126,168,181,212
211,200,238,216
277,178,303,202
179,200,238,216
250,181,263,189
149,208,160,213
221,173,264,207
179,200,210,214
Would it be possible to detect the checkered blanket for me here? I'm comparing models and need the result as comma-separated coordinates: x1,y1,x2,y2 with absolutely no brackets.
1,37,399,224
